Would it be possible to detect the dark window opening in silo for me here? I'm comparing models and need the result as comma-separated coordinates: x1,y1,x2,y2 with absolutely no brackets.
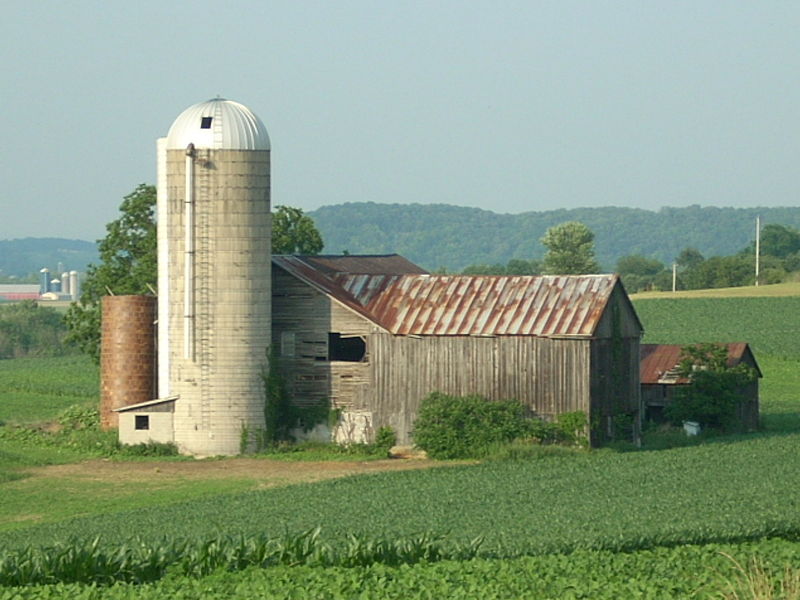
200,117,213,129
135,415,150,430
328,333,366,362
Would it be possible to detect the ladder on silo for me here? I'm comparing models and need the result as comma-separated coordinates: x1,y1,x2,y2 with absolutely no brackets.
195,149,213,432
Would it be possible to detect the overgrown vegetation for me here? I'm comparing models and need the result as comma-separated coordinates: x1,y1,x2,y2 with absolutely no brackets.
412,392,587,459
665,343,758,429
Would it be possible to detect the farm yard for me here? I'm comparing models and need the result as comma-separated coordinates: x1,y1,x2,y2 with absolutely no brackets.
1,289,799,598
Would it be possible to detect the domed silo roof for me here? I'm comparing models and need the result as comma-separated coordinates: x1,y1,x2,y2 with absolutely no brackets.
166,98,270,150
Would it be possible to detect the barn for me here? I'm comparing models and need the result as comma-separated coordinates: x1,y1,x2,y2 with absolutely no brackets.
640,342,761,430
0,284,40,302
272,254,643,447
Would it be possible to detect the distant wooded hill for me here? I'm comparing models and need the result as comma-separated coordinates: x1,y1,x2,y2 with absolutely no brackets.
309,203,800,271
0,238,98,278
4,204,799,276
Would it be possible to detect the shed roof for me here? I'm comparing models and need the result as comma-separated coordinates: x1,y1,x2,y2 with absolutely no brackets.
640,343,762,385
273,255,635,338
113,396,178,412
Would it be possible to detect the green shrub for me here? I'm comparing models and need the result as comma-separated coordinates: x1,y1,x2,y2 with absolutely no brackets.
374,426,397,451
412,392,530,459
117,441,179,457
555,411,589,447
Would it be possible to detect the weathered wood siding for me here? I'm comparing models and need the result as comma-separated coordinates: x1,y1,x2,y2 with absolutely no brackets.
272,266,375,413
369,334,591,444
273,268,644,446
587,283,642,444
589,337,641,444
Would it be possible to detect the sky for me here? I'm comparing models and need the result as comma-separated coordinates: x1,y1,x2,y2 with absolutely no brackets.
1,1,799,242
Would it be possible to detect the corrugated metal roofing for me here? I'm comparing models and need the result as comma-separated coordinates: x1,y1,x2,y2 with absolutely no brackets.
166,98,270,150
357,274,619,336
273,255,625,338
640,342,761,385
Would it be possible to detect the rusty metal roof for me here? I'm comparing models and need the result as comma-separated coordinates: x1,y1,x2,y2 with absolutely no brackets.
640,343,762,385
353,274,621,336
273,255,628,338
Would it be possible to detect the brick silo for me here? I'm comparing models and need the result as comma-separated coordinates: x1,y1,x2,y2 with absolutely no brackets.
100,295,157,429
157,99,271,456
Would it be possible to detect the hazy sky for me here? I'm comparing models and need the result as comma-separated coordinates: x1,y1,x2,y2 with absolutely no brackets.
2,1,799,241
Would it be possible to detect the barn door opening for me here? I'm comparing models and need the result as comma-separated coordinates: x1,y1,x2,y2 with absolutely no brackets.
328,333,366,362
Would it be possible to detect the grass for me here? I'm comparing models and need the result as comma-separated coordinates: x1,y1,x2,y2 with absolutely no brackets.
631,281,800,299
0,472,257,533
257,440,392,461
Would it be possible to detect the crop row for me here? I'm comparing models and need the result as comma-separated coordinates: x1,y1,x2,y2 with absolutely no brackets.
0,528,486,587
3,537,800,598
633,296,800,358
2,433,799,556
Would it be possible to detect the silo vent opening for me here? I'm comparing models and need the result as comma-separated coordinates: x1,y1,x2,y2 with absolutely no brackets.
200,117,213,129
135,415,150,430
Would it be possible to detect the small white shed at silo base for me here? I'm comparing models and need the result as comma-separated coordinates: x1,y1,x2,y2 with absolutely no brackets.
114,396,177,446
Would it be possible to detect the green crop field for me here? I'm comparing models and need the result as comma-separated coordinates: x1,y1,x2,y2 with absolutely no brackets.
633,296,800,358
2,433,799,554
1,293,800,596
0,355,98,425
3,538,800,599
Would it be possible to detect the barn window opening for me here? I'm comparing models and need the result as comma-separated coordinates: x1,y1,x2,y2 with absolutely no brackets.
281,332,296,357
200,117,213,129
328,333,366,362
135,415,150,430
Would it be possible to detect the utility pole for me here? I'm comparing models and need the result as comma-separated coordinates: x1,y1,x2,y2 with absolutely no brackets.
672,263,677,293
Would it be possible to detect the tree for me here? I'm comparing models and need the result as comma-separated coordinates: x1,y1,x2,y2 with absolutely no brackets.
0,301,70,359
272,206,324,255
665,343,757,429
505,258,541,275
616,255,665,277
675,247,704,270
540,222,600,275
741,224,800,259
616,254,667,293
64,184,157,363
64,189,324,363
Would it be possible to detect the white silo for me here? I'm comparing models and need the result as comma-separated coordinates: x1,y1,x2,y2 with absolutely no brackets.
69,271,80,301
61,272,71,296
157,98,271,456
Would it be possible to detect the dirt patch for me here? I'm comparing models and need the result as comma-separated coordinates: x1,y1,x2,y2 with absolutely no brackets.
24,457,441,488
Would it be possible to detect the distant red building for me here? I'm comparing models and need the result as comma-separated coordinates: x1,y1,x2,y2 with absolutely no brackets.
0,285,40,302
640,342,761,430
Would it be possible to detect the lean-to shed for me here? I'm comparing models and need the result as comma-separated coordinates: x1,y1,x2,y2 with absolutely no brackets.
640,343,761,430
272,255,643,446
